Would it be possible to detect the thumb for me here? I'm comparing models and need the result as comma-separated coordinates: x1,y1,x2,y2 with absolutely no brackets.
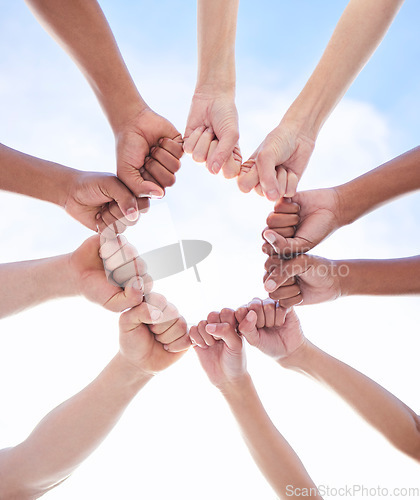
207,128,239,174
101,176,139,222
263,230,314,256
238,310,259,346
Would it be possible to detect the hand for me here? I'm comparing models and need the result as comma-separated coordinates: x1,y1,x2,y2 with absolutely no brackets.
264,254,343,305
65,171,149,232
115,107,183,198
183,91,240,178
119,294,191,376
262,188,342,257
238,120,315,201
235,300,305,362
69,235,148,312
190,308,247,388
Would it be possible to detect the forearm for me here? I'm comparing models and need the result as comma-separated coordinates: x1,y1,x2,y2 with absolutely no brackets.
0,353,152,499
282,343,420,461
337,255,420,296
0,254,78,319
25,0,146,132
220,374,321,500
284,0,403,138
0,143,78,207
337,146,420,225
196,0,239,93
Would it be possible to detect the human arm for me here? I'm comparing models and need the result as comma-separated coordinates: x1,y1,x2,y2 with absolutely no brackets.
239,0,404,201
280,329,420,462
0,299,190,499
25,0,183,198
0,234,149,319
263,253,420,304
191,308,320,499
183,0,240,178
262,146,420,256
0,143,148,230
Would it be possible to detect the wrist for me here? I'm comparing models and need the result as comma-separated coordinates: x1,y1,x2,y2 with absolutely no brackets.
278,341,316,372
193,81,236,98
114,352,155,388
101,90,149,136
334,180,362,226
217,372,252,398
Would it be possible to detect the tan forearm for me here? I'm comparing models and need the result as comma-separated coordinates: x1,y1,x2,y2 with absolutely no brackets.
25,0,146,132
337,256,420,296
337,146,420,226
283,343,420,461
221,374,321,500
0,354,152,498
0,143,78,207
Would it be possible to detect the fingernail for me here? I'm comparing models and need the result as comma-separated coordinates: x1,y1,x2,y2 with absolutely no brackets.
141,190,163,199
266,189,279,201
151,310,161,321
163,344,169,351
206,324,216,333
158,138,164,145
95,212,102,220
246,311,254,321
212,162,220,174
265,279,277,292
125,207,139,222
264,231,276,244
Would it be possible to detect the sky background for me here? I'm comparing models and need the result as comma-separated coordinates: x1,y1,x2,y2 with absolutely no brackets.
0,0,420,498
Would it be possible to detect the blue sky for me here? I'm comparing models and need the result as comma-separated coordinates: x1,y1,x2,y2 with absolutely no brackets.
1,1,420,499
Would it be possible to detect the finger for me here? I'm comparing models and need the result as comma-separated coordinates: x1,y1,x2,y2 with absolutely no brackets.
151,145,181,174
274,295,303,308
144,156,176,188
105,276,144,313
237,310,259,346
154,316,188,344
164,333,192,353
263,265,297,285
119,300,164,330
273,198,300,214
124,272,153,295
192,127,215,164
219,308,237,329
100,175,139,222
207,311,222,324
112,256,148,285
198,319,216,347
263,229,313,256
99,235,128,260
255,148,281,201
205,323,242,351
222,145,242,179
262,298,276,328
275,304,288,326
285,170,299,197
254,182,264,197
107,202,140,228
268,284,301,301
237,159,259,193
97,212,123,239
264,255,311,293
159,137,184,160
266,212,299,228
149,303,180,333
276,167,287,198
183,126,206,154
104,243,140,273
207,129,240,175
189,325,207,349
246,298,265,329
234,305,249,324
